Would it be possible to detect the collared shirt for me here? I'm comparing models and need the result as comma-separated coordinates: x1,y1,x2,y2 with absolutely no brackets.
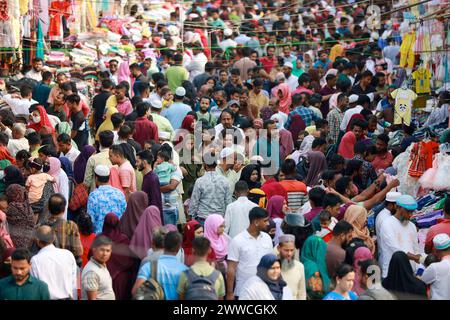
137,254,188,300
44,217,83,260
0,275,50,300
224,196,258,238
281,260,307,300
87,185,126,234
82,258,115,300
189,171,233,219
30,244,77,300
133,116,159,148
83,148,112,192
2,95,38,116
25,69,43,81
60,146,81,169
422,257,450,300
161,102,191,130
285,106,320,129
215,165,241,195
248,91,269,117
327,107,344,145
228,230,274,297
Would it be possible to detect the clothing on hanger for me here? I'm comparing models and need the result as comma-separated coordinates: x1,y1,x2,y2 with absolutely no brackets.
391,87,418,126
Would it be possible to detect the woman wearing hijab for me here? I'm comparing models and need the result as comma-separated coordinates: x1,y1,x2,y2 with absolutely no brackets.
59,156,74,179
382,251,427,300
28,105,55,134
300,235,331,299
182,220,216,266
343,205,375,254
176,114,196,146
101,213,138,300
179,134,203,201
4,166,25,189
73,145,96,184
204,214,230,274
239,164,262,189
240,253,293,300
129,206,163,260
352,247,373,295
95,106,119,141
267,195,288,245
0,160,12,195
119,191,149,239
274,83,292,115
47,157,69,217
287,114,306,143
0,209,14,249
308,68,322,93
305,150,327,186
5,184,35,248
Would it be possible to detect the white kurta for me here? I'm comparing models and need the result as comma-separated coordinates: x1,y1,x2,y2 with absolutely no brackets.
57,170,70,220
378,215,420,278
239,276,293,300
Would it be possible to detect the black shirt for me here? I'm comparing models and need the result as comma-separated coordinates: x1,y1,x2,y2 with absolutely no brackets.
71,110,88,150
350,84,375,95
93,91,112,129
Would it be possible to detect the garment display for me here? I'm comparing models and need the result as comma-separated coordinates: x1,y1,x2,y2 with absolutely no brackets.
412,67,431,94
391,87,418,126
399,31,416,69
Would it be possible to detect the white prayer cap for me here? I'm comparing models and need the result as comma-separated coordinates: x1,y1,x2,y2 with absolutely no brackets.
94,165,110,177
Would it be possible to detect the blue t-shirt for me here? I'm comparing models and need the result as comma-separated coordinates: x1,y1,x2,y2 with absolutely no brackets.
137,255,188,300
323,291,358,300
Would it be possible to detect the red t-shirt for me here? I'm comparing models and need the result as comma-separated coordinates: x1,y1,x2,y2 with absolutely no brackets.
372,152,393,172
260,56,277,74
425,219,450,254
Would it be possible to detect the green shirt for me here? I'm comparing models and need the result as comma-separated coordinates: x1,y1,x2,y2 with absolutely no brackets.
0,275,50,300
165,66,189,92
196,111,217,126
177,261,225,297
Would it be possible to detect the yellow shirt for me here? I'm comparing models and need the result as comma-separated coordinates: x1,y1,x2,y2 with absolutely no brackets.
391,88,417,126
248,91,269,117
412,67,431,94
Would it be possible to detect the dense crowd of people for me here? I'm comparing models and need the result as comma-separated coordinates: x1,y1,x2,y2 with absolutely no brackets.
0,0,449,301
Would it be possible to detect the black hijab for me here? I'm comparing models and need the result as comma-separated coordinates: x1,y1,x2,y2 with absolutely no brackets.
4,165,24,188
239,164,261,189
382,251,427,299
256,254,287,300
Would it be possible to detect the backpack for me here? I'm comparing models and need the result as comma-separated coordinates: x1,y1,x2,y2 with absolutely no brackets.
133,260,165,300
184,269,220,300
296,156,309,180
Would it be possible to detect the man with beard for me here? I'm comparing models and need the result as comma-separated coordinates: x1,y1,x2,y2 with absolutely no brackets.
278,234,306,300
371,133,393,173
136,150,163,217
282,62,298,93
25,58,45,82
0,248,50,300
325,220,354,279
378,195,421,279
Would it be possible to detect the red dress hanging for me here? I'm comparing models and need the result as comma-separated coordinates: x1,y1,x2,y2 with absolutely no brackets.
48,0,71,40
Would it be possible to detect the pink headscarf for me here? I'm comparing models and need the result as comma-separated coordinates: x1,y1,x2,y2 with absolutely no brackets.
47,157,61,193
0,210,14,249
204,214,230,260
129,206,162,259
276,83,292,114
267,195,285,219
352,246,373,295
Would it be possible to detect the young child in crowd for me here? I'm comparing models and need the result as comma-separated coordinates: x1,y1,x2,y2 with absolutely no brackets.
161,87,173,110
315,210,338,243
153,150,176,186
25,157,55,205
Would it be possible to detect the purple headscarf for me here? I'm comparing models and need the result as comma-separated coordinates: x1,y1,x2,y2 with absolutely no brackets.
129,206,162,259
73,145,96,184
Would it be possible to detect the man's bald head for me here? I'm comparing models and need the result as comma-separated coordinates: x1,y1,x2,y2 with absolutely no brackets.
35,225,55,246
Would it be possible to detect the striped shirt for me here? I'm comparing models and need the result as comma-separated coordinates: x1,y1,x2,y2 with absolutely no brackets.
279,180,309,212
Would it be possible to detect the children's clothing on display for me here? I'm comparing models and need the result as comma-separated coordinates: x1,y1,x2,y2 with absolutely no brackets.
399,31,416,69
391,88,418,126
412,67,431,94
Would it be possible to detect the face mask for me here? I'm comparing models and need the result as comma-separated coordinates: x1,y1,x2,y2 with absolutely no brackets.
32,115,41,123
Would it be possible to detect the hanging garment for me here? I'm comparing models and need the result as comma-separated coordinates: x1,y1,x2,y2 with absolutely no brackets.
399,32,416,69
0,0,8,20
433,153,450,191
412,67,431,94
408,142,427,178
48,0,71,41
36,20,44,59
391,88,418,126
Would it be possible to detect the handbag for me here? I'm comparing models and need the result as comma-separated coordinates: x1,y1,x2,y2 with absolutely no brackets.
69,182,89,211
